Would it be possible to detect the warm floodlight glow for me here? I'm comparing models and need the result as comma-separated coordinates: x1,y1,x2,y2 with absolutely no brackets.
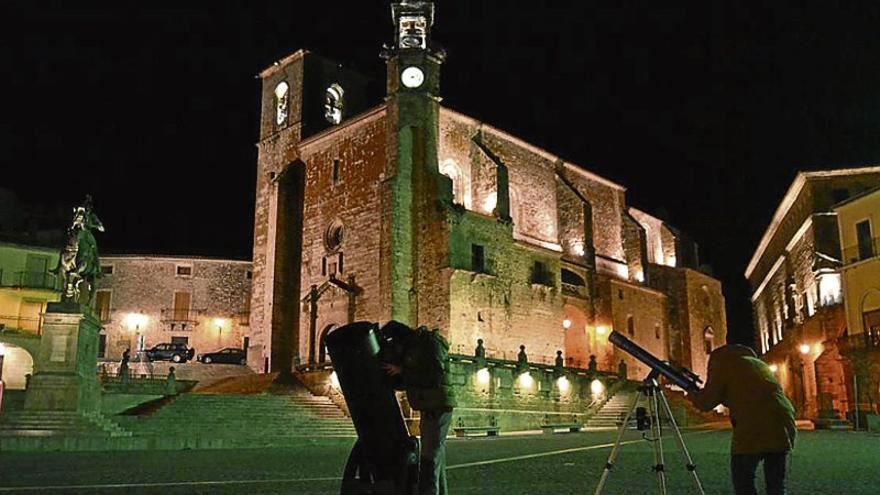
329,371,340,389
769,364,779,373
557,375,570,393
562,319,572,329
476,368,491,386
799,344,811,355
123,312,148,330
483,193,497,214
818,272,842,306
518,372,534,389
596,326,607,335
213,318,228,328
590,379,605,395
571,241,585,257
0,343,6,355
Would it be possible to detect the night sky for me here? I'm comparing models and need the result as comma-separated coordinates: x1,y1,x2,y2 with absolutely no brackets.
4,2,880,342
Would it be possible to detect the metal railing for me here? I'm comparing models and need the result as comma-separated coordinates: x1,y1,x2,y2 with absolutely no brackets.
842,237,880,265
0,314,43,334
0,269,59,290
160,308,205,324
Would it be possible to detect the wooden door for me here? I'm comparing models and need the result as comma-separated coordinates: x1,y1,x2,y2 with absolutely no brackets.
173,292,191,320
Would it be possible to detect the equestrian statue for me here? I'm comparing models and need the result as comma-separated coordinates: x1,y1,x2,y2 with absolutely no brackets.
53,195,105,305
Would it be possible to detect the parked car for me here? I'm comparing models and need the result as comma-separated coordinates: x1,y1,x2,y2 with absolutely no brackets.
145,343,195,363
197,348,247,365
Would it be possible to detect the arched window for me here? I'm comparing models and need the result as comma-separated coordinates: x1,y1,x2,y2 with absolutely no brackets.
439,159,465,205
704,326,715,354
325,220,345,252
626,315,635,337
561,268,586,287
274,82,290,126
324,83,344,125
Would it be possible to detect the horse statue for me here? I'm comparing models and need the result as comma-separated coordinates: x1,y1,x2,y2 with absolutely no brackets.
53,195,105,305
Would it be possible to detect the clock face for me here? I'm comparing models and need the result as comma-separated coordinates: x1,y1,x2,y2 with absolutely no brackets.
401,66,425,89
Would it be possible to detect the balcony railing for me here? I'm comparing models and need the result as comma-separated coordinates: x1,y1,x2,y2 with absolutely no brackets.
0,314,43,334
842,237,880,265
160,308,205,324
0,269,59,291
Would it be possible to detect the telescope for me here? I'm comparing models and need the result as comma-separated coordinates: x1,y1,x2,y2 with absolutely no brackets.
608,330,703,392
596,331,707,495
324,321,420,495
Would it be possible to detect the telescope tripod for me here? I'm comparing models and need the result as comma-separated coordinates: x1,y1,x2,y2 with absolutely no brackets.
594,372,705,495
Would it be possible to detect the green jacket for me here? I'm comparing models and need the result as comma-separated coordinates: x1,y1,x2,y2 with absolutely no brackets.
691,344,796,455
402,327,457,412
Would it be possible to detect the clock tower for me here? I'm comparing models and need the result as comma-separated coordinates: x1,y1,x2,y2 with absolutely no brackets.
383,0,451,330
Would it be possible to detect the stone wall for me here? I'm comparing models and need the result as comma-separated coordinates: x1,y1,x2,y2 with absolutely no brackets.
96,256,251,360
297,111,388,364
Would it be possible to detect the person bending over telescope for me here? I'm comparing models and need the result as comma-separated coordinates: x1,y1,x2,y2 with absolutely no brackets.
609,331,796,495
687,343,796,495
381,322,457,495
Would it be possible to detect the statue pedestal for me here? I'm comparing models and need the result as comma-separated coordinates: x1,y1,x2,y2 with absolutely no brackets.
24,303,101,413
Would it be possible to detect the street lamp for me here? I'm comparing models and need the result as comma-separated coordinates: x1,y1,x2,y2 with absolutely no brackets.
799,344,811,355
213,318,227,345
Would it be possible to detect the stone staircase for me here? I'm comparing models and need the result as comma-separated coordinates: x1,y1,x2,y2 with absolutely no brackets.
0,411,132,438
586,390,640,428
114,389,356,446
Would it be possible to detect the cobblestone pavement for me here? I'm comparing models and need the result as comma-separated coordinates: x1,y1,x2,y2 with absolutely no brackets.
0,429,877,494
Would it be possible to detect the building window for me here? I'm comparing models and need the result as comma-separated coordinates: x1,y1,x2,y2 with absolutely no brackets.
472,244,485,273
626,316,635,337
101,265,114,275
274,81,290,126
704,327,715,355
655,324,661,340
856,220,874,261
245,270,253,281
439,159,465,206
325,220,345,252
332,159,341,185
530,261,552,286
95,290,112,323
98,334,106,358
324,83,344,125
561,268,586,287
618,289,624,300
171,336,189,347
175,264,193,277
818,272,842,306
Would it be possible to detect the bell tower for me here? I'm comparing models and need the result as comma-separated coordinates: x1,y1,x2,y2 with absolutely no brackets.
383,1,444,101
383,0,450,330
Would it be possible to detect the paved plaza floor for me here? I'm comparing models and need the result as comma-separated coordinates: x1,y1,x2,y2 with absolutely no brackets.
0,429,877,494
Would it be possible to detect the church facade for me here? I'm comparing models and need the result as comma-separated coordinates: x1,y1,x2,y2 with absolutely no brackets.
246,1,727,383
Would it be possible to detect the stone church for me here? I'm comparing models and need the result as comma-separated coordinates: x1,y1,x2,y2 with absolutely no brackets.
246,1,727,383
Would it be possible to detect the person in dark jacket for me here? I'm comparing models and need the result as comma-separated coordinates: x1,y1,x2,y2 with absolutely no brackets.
383,324,456,495
688,344,796,495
